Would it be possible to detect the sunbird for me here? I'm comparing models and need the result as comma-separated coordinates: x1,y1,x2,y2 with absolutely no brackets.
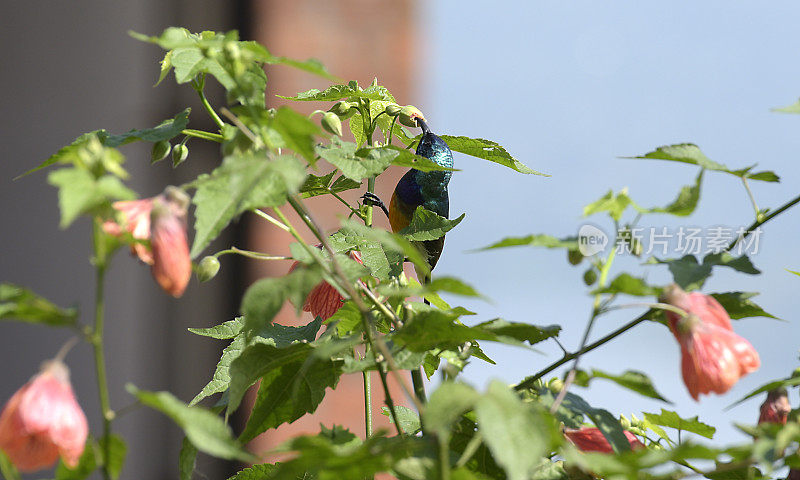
362,117,454,280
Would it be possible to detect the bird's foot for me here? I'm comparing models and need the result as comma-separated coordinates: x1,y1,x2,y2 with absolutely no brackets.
361,192,389,218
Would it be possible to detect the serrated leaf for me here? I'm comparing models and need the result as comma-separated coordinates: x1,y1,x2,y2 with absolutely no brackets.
475,381,550,480
639,170,703,217
474,319,561,346
423,382,480,436
439,135,546,175
381,405,421,434
103,109,190,147
584,189,632,221
227,463,278,480
576,369,671,403
627,144,779,183
646,252,760,290
190,153,306,257
333,219,430,279
278,82,392,102
239,350,341,442
240,269,322,334
190,335,247,406
591,273,659,297
399,207,464,242
272,107,321,163
188,317,244,340
773,97,800,114
316,140,393,181
128,385,254,462
710,292,776,320
478,234,578,251
376,276,484,300
348,112,366,147
16,131,104,179
48,169,136,228
0,283,78,327
643,409,715,439
383,145,457,172
179,436,197,480
267,56,338,81
299,172,362,199
726,376,800,410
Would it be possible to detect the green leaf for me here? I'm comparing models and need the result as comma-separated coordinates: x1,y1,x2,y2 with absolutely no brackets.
591,273,660,297
102,109,190,147
128,385,254,462
267,56,338,81
238,345,340,442
188,317,244,340
316,140,394,181
423,382,480,436
383,145,457,172
240,269,322,334
475,381,550,480
190,335,246,406
190,153,306,257
16,131,101,179
627,144,779,182
332,219,430,279
100,435,127,480
639,170,703,216
48,169,136,228
0,449,20,480
478,234,578,251
271,107,321,163
179,437,197,480
227,463,278,480
439,135,546,175
55,438,96,480
710,292,776,320
377,276,484,300
772,98,800,114
575,369,671,403
726,376,800,410
278,82,392,102
381,406,421,434
0,283,78,326
399,208,465,242
643,409,715,439
583,189,632,221
646,252,760,290
474,319,561,346
299,172,361,198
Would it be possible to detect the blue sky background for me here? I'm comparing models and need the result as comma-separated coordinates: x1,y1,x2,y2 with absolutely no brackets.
420,2,800,444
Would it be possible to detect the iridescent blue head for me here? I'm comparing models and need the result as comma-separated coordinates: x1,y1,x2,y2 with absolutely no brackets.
416,119,454,175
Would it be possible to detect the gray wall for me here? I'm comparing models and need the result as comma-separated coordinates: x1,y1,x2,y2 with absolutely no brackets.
0,1,243,478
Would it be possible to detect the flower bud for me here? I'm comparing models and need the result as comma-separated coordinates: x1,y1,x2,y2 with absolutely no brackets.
0,360,88,472
567,249,583,266
150,187,192,297
384,104,402,116
583,268,597,286
197,256,221,283
619,416,631,430
151,140,171,163
288,247,363,320
564,427,644,453
759,388,791,425
329,101,356,119
547,378,564,393
398,105,425,127
321,111,343,137
172,144,189,167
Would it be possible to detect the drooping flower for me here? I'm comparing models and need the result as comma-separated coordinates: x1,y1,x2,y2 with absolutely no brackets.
103,186,191,297
149,187,191,297
0,360,88,472
102,197,154,264
564,427,645,453
758,388,791,425
288,248,363,320
660,284,760,401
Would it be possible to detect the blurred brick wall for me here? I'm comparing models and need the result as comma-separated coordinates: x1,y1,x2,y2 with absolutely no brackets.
244,0,420,461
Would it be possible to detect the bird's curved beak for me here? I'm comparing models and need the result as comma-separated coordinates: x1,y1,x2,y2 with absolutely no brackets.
416,117,430,134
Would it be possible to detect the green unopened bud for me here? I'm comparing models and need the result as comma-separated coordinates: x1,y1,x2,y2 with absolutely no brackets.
583,268,597,286
548,378,564,393
151,140,171,164
567,249,583,266
197,256,220,282
329,101,356,119
792,367,800,379
172,144,189,167
385,104,402,116
399,105,425,127
321,111,343,136
619,416,631,430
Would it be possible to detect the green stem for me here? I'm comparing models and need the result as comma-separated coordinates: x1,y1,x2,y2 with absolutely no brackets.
514,310,652,391
214,247,289,261
193,74,224,130
725,191,800,252
411,369,427,404
438,435,451,480
91,220,113,480
181,129,223,143
741,178,760,219
327,188,362,218
362,349,373,437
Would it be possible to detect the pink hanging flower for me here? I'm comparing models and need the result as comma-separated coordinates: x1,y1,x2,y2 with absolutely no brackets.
0,360,88,472
103,197,154,264
660,284,760,401
564,427,644,453
149,187,191,298
104,186,191,297
289,248,363,320
758,388,791,425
